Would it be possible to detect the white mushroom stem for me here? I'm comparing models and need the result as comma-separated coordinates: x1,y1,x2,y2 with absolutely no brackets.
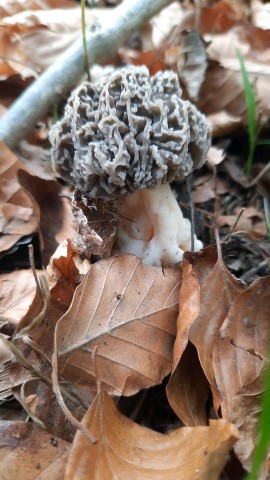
117,183,202,267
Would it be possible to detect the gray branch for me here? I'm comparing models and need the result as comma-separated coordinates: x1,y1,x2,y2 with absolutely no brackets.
0,0,173,149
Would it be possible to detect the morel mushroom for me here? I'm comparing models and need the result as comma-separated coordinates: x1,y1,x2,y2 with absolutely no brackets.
50,66,211,267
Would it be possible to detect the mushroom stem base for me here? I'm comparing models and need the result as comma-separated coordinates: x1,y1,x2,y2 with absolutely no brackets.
117,183,202,267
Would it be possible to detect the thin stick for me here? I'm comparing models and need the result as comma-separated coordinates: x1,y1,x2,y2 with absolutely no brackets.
224,208,245,243
185,176,195,252
0,0,174,149
92,345,101,394
247,161,270,188
81,0,91,81
52,328,97,444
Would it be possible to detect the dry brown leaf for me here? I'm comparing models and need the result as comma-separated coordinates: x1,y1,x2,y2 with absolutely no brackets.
184,248,245,408
198,0,249,34
207,111,242,137
118,47,168,76
211,275,270,471
16,141,56,181
167,246,245,422
0,0,76,19
0,188,38,237
223,156,250,187
0,5,111,78
47,239,90,290
0,420,70,479
55,254,181,400
65,391,238,480
206,25,270,117
8,263,80,440
217,207,266,237
197,59,247,124
0,142,39,253
18,170,76,265
207,25,270,74
167,341,210,427
166,243,270,471
177,30,208,100
145,2,184,50
7,254,179,441
0,269,43,324
230,372,266,473
167,247,217,424
192,174,228,204
206,146,226,168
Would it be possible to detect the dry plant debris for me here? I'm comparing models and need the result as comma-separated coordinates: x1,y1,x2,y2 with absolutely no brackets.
0,421,70,479
0,1,270,479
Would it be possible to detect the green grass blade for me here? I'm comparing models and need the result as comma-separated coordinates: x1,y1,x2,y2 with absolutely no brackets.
237,50,256,177
246,361,270,480
256,140,270,146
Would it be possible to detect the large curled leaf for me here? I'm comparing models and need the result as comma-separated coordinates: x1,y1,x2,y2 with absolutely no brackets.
55,254,181,399
65,391,239,480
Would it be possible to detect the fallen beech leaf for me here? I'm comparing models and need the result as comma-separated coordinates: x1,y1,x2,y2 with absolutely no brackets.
192,174,228,204
0,142,39,253
0,269,43,323
206,25,270,117
0,5,111,77
212,276,270,470
177,30,208,100
198,0,249,34
207,111,242,137
8,269,79,440
65,391,238,480
0,421,70,479
55,254,181,399
197,60,247,122
0,188,38,236
146,2,184,49
0,0,76,19
167,342,210,427
4,242,82,438
185,248,245,409
16,141,56,181
167,244,270,472
118,47,168,76
0,141,24,200
167,246,245,424
47,239,90,290
206,146,226,168
223,156,250,187
18,170,76,265
217,207,266,237
167,247,216,425
230,372,266,473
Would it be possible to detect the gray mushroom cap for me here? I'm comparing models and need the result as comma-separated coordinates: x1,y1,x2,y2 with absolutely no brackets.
49,66,211,200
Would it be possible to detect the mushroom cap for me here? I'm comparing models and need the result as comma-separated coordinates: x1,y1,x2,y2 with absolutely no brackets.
50,66,211,199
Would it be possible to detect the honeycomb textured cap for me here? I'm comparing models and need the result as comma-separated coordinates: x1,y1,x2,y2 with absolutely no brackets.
49,66,211,199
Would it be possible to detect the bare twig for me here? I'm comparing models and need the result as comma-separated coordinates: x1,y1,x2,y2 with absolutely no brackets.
247,161,270,188
185,176,195,252
240,259,270,283
224,208,245,242
0,0,173,149
52,329,97,444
